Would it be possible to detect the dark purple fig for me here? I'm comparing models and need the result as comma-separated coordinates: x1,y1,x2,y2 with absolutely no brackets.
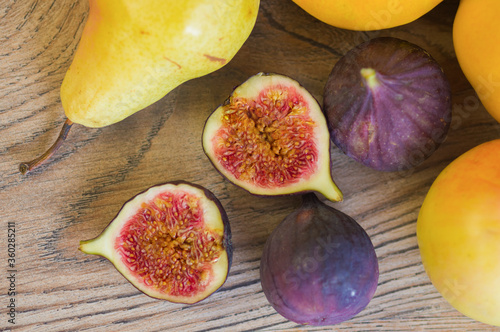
260,194,378,326
202,72,343,202
323,37,452,172
79,181,232,304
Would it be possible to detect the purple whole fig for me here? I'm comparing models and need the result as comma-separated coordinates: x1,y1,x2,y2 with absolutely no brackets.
260,194,378,325
323,37,452,172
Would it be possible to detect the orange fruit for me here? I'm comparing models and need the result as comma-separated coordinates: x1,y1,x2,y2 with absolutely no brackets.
417,139,500,326
291,0,442,31
454,0,500,123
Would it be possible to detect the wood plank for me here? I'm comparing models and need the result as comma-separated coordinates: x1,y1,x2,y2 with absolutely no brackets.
2,0,500,330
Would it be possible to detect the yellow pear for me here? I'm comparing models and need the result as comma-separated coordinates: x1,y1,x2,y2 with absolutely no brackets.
20,0,260,174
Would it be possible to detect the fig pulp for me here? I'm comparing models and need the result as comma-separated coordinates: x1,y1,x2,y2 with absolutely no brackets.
203,73,343,202
79,181,232,304
323,37,452,172
260,194,378,326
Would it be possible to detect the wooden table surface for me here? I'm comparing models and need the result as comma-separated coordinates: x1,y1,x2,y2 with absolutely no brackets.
2,0,500,331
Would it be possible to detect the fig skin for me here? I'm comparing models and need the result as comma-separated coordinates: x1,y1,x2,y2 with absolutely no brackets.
203,72,343,202
79,181,232,304
323,37,452,172
260,194,379,326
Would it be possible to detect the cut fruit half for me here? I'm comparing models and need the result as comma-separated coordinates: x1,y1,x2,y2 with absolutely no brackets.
79,181,232,304
202,73,343,202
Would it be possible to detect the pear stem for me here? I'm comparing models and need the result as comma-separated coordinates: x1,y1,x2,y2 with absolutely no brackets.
19,118,74,175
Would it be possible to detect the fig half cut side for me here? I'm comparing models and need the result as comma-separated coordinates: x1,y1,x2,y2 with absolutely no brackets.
203,73,343,202
79,181,232,304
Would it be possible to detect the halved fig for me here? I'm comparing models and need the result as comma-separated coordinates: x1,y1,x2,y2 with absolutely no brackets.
202,73,343,202
79,181,232,304
323,37,452,172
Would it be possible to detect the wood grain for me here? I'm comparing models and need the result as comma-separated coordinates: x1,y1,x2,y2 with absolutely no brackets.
2,0,500,331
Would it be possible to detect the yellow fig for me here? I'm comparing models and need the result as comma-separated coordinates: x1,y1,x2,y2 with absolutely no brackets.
20,0,260,174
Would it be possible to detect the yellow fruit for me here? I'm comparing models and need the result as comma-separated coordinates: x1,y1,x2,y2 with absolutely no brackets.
291,0,442,31
417,139,500,326
62,0,260,128
453,0,500,123
20,0,259,174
